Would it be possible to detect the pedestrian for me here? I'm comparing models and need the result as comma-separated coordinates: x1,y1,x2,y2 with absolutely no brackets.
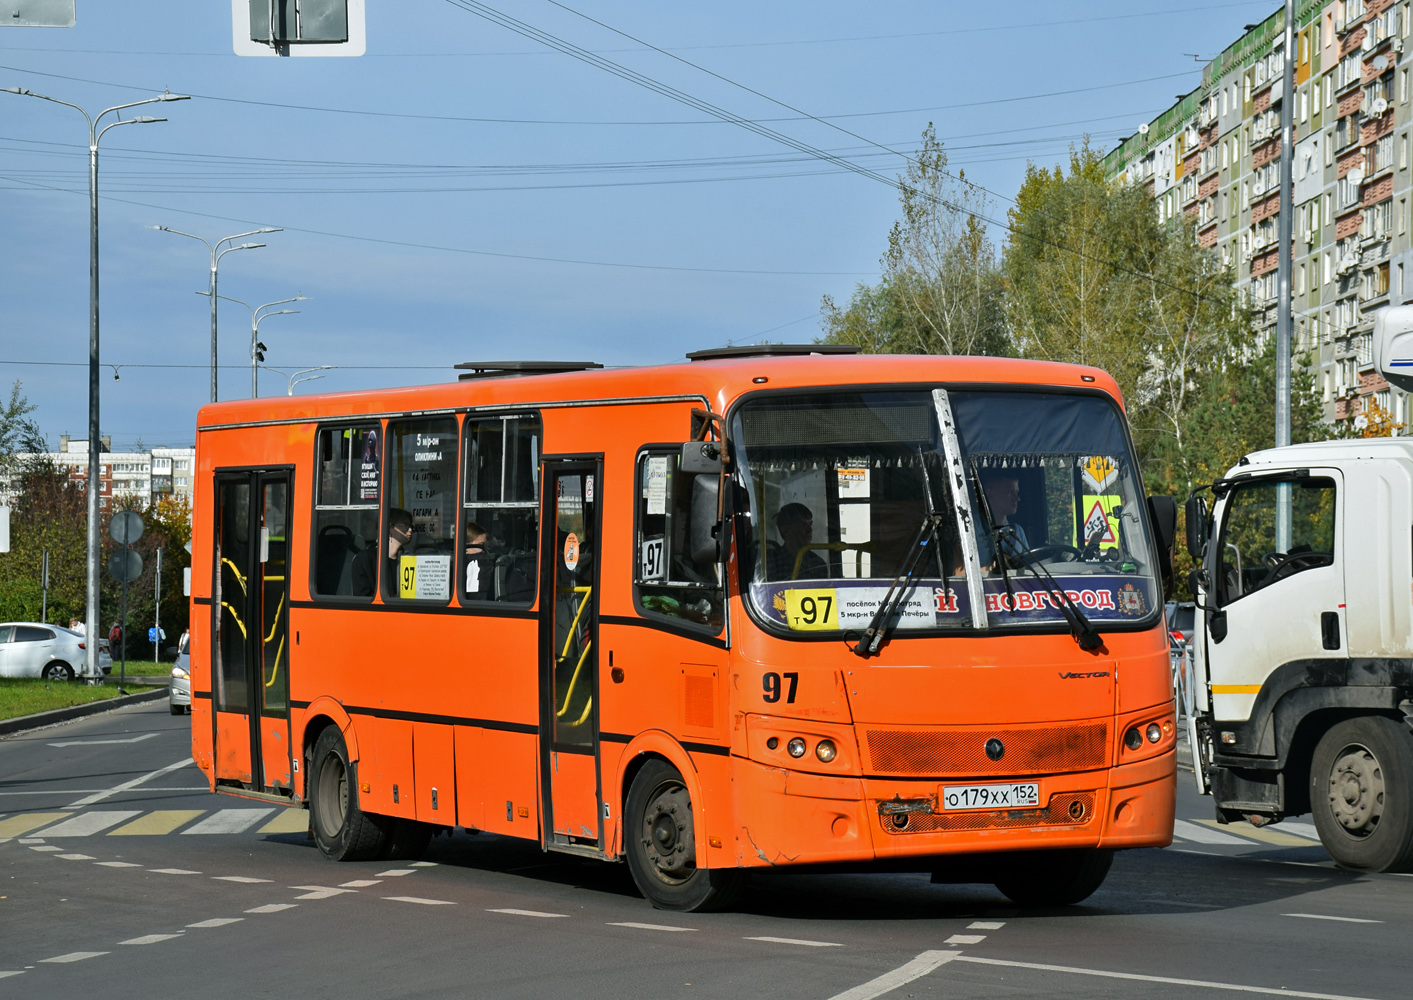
69,618,85,635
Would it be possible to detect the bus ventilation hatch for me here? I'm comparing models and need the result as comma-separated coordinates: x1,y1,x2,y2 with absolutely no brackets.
455,361,603,380
685,345,859,361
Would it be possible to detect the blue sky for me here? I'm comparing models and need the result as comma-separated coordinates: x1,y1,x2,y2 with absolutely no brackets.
0,1,1272,450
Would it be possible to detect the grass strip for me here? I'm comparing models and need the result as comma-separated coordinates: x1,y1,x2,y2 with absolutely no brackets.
0,679,134,722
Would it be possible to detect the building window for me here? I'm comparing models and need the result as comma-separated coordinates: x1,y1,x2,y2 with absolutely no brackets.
1402,134,1409,170
1324,251,1333,284
1298,263,1307,296
312,424,381,598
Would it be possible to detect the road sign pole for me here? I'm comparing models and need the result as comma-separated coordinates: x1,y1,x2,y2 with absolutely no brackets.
41,549,49,623
120,559,128,693
154,546,162,663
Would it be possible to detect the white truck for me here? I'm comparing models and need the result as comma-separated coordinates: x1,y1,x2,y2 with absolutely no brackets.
1182,305,1413,872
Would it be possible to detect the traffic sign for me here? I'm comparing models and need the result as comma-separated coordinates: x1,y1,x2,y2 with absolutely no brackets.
107,548,143,583
110,510,144,545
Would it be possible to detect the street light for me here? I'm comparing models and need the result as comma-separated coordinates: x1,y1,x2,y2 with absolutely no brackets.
3,85,188,681
149,225,281,403
195,292,307,397
262,366,335,395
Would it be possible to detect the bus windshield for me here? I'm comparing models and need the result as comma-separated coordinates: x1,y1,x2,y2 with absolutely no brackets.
733,388,1159,637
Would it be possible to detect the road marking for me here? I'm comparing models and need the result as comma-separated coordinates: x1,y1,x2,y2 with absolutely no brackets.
49,732,159,748
109,810,204,836
487,908,568,918
292,886,356,900
1283,913,1383,924
825,950,960,1000
956,955,1384,999
0,971,23,979
608,922,697,932
56,853,96,861
120,933,184,945
409,861,438,867
32,810,141,838
745,936,843,948
384,896,455,905
188,918,243,928
1172,819,1253,845
0,813,71,838
1276,820,1322,841
1196,819,1315,848
377,869,415,876
149,868,202,875
29,845,61,852
66,756,193,808
18,838,46,844
246,904,297,914
182,808,275,835
968,921,1006,930
212,876,273,884
95,861,142,868
257,809,308,834
340,879,383,888
1141,898,1222,908
945,934,987,945
40,952,108,963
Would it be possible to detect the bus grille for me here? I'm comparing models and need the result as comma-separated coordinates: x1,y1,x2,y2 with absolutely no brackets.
863,723,1109,777
877,792,1097,835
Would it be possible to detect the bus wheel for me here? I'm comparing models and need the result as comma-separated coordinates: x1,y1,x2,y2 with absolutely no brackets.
625,760,743,912
310,726,388,862
1310,717,1413,872
381,818,433,861
993,848,1113,907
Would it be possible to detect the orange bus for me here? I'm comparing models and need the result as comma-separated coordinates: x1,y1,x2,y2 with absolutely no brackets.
188,347,1178,911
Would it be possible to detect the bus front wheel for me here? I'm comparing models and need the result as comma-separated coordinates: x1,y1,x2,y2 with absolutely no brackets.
992,848,1113,907
624,759,743,912
310,725,389,862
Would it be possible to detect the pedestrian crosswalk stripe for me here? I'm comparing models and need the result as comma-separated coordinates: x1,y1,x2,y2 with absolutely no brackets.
1172,819,1256,845
33,811,141,838
109,810,205,836
259,809,309,834
181,808,274,835
1194,819,1314,848
0,812,72,838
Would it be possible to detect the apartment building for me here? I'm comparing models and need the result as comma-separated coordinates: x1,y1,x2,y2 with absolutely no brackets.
1104,0,1412,427
0,437,196,506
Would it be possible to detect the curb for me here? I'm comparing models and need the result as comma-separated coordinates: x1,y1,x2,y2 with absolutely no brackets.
0,687,168,738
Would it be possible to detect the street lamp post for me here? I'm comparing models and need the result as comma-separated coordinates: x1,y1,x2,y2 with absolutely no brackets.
196,292,307,397
2,85,188,681
150,226,281,402
263,366,335,395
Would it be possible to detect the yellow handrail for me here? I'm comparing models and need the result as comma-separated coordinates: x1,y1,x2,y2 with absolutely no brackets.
556,639,593,718
219,602,247,638
221,557,248,595
792,541,875,580
558,585,592,662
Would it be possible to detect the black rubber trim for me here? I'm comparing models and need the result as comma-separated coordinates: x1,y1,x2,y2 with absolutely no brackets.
599,731,631,744
193,690,212,700
290,699,311,710
598,731,728,757
598,613,727,648
192,596,213,606
288,598,537,619
343,704,538,735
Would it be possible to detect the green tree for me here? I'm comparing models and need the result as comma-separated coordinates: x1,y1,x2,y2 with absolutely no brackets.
0,380,45,463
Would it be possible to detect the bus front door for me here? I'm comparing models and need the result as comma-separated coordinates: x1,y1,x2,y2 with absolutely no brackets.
212,471,293,797
538,461,604,852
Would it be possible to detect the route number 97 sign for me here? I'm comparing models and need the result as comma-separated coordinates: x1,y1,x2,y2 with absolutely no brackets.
784,588,838,631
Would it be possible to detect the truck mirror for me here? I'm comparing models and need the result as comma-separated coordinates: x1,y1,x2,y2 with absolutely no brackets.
1184,496,1209,559
680,440,722,475
1148,495,1177,550
689,474,721,566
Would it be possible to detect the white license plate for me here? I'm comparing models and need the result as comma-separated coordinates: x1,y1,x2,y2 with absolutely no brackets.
940,782,1040,810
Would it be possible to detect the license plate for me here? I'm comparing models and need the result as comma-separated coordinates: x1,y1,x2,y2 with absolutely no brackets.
940,782,1040,810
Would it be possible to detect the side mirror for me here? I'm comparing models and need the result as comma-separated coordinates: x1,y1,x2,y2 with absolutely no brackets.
1147,495,1177,552
1184,495,1209,559
689,474,721,566
680,440,721,475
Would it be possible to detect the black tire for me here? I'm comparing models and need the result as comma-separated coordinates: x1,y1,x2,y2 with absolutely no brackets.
380,817,433,861
993,848,1113,907
42,661,74,682
169,702,184,716
309,725,389,862
624,759,744,912
1309,716,1413,872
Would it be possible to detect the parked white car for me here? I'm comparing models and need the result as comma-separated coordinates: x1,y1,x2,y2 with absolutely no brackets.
169,630,191,715
0,623,112,680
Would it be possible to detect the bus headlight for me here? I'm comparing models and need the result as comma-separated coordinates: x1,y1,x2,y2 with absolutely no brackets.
815,739,837,763
787,737,807,758
1124,727,1143,750
1145,723,1162,743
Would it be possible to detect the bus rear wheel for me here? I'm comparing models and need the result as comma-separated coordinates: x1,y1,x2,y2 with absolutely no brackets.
310,726,389,862
1310,716,1413,872
625,760,743,912
992,848,1113,907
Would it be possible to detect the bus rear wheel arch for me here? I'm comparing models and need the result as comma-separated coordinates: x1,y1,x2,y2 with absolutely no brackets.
1309,715,1413,872
624,759,743,912
309,725,389,862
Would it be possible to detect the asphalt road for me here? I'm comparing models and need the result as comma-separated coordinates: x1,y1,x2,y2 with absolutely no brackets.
1,702,1408,1000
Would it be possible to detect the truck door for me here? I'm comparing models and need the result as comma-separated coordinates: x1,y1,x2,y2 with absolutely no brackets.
1202,470,1344,727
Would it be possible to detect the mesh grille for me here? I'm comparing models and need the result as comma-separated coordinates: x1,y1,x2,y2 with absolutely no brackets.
878,792,1097,835
864,723,1109,777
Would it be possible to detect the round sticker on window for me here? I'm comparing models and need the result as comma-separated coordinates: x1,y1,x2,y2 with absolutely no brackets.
563,532,580,571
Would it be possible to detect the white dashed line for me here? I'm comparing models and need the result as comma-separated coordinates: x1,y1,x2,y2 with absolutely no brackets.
149,868,202,875
29,846,61,852
944,934,987,945
384,896,455,905
745,936,843,948
40,952,108,963
968,921,1006,930
56,853,95,861
339,879,383,888
291,886,356,900
188,918,244,928
487,908,569,918
825,950,960,1000
181,809,275,835
408,861,438,867
65,756,190,807
376,869,415,876
95,861,142,868
608,922,697,932
1283,913,1383,924
246,904,298,914
18,838,44,844
212,876,273,884
0,971,23,979
120,933,184,945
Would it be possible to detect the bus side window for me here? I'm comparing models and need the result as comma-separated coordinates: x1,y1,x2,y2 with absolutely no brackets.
311,424,381,599
384,416,458,603
462,413,541,604
634,450,724,631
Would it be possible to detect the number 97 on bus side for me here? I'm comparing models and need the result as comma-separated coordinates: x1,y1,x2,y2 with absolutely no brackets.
784,588,838,631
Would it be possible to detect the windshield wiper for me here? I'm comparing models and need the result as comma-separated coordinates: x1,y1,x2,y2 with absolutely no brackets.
999,526,1105,652
968,457,1015,609
851,511,945,659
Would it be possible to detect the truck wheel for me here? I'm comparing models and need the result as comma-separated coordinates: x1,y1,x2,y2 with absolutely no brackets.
1310,717,1413,872
309,726,389,862
624,759,744,912
993,848,1113,906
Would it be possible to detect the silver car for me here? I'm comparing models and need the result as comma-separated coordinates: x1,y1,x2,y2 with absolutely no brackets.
169,630,191,715
0,622,112,680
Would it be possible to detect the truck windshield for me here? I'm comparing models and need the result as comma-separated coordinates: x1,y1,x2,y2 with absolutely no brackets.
733,388,1159,637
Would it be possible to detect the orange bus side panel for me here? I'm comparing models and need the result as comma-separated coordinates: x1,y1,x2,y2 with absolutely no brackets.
550,751,599,840
414,722,455,824
731,758,871,867
367,717,414,819
214,714,253,785
452,726,484,831
474,729,540,839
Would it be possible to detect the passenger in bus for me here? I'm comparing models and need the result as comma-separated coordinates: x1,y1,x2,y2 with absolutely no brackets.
768,502,828,580
977,470,1030,570
464,520,493,600
351,507,413,597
